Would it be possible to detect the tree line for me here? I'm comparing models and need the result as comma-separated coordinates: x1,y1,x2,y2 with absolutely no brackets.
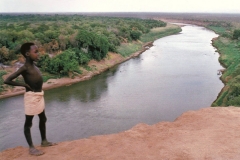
0,14,166,76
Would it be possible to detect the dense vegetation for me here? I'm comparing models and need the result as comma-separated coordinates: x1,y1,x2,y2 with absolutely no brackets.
0,70,7,92
207,22,240,106
0,14,166,72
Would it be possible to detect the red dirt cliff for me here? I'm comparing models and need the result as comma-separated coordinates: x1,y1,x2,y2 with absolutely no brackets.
1,107,240,160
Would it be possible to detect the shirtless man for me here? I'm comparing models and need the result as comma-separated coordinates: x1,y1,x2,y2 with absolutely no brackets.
4,43,56,156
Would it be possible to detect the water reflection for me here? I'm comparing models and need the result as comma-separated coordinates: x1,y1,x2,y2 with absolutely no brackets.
45,67,119,102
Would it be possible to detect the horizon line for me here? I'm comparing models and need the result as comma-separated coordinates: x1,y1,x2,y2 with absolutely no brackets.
0,11,240,14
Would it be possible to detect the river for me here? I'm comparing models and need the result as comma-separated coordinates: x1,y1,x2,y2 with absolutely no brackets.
0,24,224,151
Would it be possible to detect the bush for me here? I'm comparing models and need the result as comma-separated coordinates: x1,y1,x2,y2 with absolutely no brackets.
38,50,81,76
37,54,51,72
130,30,142,40
224,76,240,106
0,70,7,92
0,46,16,64
221,32,232,38
228,96,240,106
0,46,10,63
51,50,80,76
73,48,90,65
233,29,240,40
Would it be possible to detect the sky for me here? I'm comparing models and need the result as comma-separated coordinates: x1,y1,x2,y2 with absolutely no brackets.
1,0,240,13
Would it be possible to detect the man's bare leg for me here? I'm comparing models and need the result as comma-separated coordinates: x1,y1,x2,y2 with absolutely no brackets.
38,111,57,147
24,115,44,156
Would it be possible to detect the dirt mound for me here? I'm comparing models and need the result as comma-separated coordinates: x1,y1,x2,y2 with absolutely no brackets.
1,107,240,160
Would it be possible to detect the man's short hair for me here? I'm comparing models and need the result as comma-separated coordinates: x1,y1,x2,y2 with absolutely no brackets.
20,42,35,57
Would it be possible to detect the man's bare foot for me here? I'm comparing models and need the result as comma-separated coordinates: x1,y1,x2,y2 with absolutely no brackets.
41,141,57,147
29,148,44,156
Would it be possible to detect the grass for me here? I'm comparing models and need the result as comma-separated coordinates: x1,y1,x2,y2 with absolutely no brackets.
82,65,93,71
41,73,58,82
207,24,232,38
211,26,240,106
117,43,142,57
213,90,228,106
141,23,182,43
213,37,240,80
117,23,181,57
208,26,227,34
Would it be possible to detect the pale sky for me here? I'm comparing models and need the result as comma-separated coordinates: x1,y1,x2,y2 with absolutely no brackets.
1,0,240,13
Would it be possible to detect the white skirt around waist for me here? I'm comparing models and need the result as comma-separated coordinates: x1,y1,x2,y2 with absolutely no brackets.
24,90,45,115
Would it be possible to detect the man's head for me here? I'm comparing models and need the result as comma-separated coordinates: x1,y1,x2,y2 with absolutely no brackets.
20,42,35,57
20,43,39,61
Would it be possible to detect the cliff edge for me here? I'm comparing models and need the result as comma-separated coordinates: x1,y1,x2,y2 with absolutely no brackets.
1,107,240,160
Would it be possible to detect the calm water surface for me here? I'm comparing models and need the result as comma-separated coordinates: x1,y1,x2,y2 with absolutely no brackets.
0,24,224,151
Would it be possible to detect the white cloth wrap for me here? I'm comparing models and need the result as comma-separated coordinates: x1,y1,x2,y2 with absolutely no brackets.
24,91,45,115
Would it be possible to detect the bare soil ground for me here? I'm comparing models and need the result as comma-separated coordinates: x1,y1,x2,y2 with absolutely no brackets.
1,107,240,160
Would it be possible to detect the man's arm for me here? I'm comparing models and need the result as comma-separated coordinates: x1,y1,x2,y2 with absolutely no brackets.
4,66,32,90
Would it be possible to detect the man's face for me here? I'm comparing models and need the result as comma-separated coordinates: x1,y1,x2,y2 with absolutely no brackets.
28,45,39,61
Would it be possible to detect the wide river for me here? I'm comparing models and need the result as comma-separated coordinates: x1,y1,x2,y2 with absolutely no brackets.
0,24,224,151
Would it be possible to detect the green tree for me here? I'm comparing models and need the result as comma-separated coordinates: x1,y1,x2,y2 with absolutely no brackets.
44,30,58,43
0,31,8,47
76,30,109,60
58,34,68,50
0,14,167,65
37,24,50,32
17,30,35,43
